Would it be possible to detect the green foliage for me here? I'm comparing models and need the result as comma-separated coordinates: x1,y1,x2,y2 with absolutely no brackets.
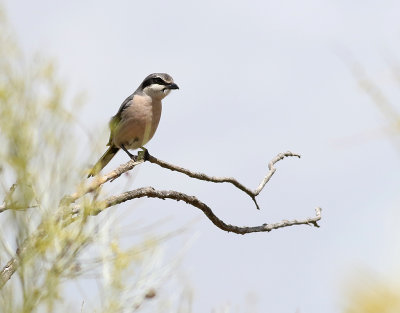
0,9,176,313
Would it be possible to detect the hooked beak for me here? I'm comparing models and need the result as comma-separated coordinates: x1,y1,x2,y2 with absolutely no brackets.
167,83,179,90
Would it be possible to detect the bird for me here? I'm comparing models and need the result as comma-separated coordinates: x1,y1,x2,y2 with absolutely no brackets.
88,73,179,177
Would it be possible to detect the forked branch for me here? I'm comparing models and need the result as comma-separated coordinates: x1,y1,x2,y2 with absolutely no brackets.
0,151,322,289
90,187,321,234
147,151,300,210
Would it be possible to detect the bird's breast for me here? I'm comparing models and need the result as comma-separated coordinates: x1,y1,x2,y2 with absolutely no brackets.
113,95,162,149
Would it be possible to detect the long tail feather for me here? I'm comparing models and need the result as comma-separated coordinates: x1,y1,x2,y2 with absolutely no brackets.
88,146,120,177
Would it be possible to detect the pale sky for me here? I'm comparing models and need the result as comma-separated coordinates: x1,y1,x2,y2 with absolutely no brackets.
3,0,400,312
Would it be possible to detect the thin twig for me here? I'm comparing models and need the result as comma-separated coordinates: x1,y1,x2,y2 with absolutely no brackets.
0,230,44,289
90,187,321,234
0,255,19,288
147,151,300,210
0,183,17,213
254,152,300,195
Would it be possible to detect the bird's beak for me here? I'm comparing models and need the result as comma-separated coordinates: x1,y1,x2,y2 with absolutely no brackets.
167,83,179,90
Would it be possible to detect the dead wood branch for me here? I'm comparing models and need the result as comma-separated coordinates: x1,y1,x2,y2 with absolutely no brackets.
0,151,321,289
90,187,321,234
146,151,300,210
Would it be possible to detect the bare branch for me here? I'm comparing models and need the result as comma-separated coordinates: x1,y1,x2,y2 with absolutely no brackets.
0,151,320,288
63,151,298,211
0,255,19,288
0,229,45,289
147,151,300,210
60,158,145,206
89,187,321,234
254,152,300,195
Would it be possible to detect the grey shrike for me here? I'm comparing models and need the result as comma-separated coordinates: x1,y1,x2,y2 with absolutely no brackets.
88,73,179,177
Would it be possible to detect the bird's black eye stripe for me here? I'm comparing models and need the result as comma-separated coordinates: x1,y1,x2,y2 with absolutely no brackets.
142,77,168,89
153,77,167,85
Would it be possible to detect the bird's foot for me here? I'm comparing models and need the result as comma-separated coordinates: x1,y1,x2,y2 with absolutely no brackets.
121,145,138,161
138,147,150,161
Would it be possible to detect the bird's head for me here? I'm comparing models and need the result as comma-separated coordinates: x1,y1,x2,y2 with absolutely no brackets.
140,73,179,100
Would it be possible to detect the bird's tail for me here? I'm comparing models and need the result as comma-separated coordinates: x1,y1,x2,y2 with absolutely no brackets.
88,146,120,177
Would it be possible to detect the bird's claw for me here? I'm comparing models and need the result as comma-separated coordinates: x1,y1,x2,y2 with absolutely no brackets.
138,147,150,161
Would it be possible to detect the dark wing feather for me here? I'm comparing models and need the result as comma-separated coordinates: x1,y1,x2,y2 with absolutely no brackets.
107,93,134,146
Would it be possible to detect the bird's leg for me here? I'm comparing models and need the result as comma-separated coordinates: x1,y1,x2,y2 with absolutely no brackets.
138,147,150,161
121,145,138,161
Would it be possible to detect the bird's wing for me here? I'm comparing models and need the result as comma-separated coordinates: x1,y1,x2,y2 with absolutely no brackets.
107,93,134,146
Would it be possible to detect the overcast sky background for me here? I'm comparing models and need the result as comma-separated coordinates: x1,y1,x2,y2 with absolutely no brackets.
3,0,400,312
